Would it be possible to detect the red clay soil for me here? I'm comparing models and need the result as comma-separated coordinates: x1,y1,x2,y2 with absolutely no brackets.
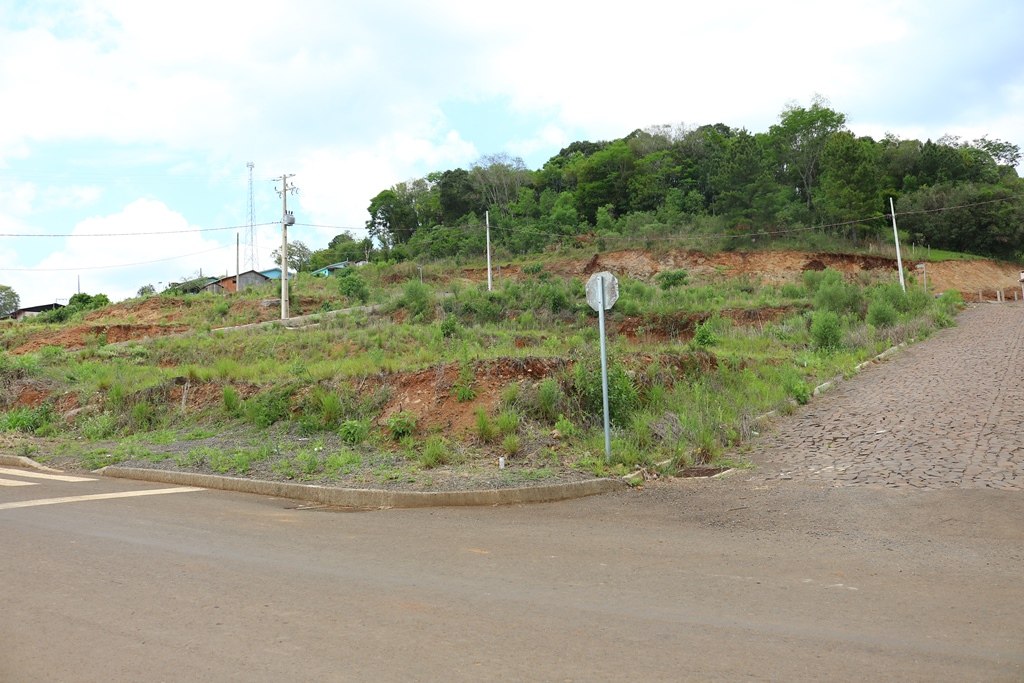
477,249,1022,295
10,324,189,355
376,357,566,436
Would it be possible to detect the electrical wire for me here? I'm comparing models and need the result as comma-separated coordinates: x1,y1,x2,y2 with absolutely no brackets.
0,222,279,238
1,245,232,272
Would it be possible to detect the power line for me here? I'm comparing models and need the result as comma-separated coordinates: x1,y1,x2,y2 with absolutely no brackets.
0,245,232,272
0,221,279,239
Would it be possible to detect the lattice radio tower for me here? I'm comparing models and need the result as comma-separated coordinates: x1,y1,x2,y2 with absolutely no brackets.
245,161,258,269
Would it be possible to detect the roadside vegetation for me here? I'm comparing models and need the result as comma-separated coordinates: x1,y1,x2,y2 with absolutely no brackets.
0,254,963,487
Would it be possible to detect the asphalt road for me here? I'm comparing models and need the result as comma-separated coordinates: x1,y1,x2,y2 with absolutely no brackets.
2,468,1021,682
2,303,1023,681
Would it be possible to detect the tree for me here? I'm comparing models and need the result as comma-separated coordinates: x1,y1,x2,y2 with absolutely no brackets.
366,186,419,247
0,285,19,317
270,240,313,272
438,168,480,224
136,284,156,297
471,153,532,218
769,97,847,212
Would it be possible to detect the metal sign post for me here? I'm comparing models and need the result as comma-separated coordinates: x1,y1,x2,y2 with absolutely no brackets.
586,271,619,463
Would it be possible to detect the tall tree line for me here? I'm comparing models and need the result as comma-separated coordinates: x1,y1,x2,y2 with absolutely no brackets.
352,97,1023,263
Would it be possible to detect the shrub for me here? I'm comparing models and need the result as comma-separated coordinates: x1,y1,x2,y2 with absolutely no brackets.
386,411,417,439
439,314,460,338
810,310,843,352
397,280,435,321
655,269,689,290
813,276,861,315
339,419,370,444
243,387,294,427
866,299,898,328
337,270,370,304
554,414,577,438
691,321,718,348
570,357,639,426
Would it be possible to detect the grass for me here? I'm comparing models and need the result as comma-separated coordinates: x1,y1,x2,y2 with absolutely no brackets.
0,251,969,481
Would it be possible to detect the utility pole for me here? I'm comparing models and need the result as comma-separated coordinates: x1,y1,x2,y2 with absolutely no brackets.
485,210,493,291
275,174,297,320
889,197,906,293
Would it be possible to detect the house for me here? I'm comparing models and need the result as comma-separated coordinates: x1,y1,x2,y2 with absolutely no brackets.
3,303,64,321
259,267,297,280
312,261,350,277
168,276,218,294
201,270,270,294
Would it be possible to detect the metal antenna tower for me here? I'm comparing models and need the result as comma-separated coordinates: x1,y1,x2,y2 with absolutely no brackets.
246,161,257,269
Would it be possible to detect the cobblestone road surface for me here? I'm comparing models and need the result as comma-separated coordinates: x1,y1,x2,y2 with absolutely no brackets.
749,303,1024,490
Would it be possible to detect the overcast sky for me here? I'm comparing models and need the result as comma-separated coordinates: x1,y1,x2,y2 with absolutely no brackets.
1,0,1021,305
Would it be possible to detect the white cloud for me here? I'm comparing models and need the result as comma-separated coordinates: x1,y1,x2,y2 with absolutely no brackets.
2,199,232,305
0,0,1020,294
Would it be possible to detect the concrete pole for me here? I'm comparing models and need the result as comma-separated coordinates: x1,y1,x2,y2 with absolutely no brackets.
890,197,906,293
486,211,493,292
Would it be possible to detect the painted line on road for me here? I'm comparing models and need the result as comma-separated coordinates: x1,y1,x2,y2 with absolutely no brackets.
0,487,205,511
0,477,37,487
0,467,95,482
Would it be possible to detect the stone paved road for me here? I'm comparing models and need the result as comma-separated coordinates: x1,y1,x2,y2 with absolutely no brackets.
748,303,1024,490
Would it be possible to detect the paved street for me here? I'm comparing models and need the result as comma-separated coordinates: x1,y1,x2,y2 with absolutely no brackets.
749,302,1024,489
0,303,1022,681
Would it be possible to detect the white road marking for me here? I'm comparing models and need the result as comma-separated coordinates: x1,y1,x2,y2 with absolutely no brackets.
0,487,205,511
0,478,37,487
0,467,95,482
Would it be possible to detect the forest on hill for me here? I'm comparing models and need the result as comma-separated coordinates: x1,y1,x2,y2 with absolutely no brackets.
309,98,1023,272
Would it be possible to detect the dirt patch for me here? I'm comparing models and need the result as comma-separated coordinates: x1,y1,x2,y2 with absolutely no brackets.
377,357,567,436
466,249,1022,296
10,324,189,355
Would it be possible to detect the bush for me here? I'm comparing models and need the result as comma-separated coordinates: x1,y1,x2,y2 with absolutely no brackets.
338,419,370,444
337,270,370,304
386,411,417,439
655,269,689,290
810,310,843,352
813,272,861,315
691,321,718,348
397,280,435,321
243,387,294,427
866,299,898,328
439,314,460,338
570,357,639,426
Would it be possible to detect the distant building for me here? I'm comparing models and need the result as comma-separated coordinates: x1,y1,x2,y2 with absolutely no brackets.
3,303,65,321
259,267,297,280
168,276,218,294
312,261,350,277
201,270,270,294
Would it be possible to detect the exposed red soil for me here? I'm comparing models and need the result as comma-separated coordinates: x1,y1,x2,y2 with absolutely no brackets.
11,324,189,355
376,357,566,436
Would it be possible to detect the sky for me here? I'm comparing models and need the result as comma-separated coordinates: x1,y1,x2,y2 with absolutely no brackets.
1,0,1022,306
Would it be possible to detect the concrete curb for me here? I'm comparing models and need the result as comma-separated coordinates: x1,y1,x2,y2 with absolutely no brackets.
99,466,627,509
0,454,64,472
